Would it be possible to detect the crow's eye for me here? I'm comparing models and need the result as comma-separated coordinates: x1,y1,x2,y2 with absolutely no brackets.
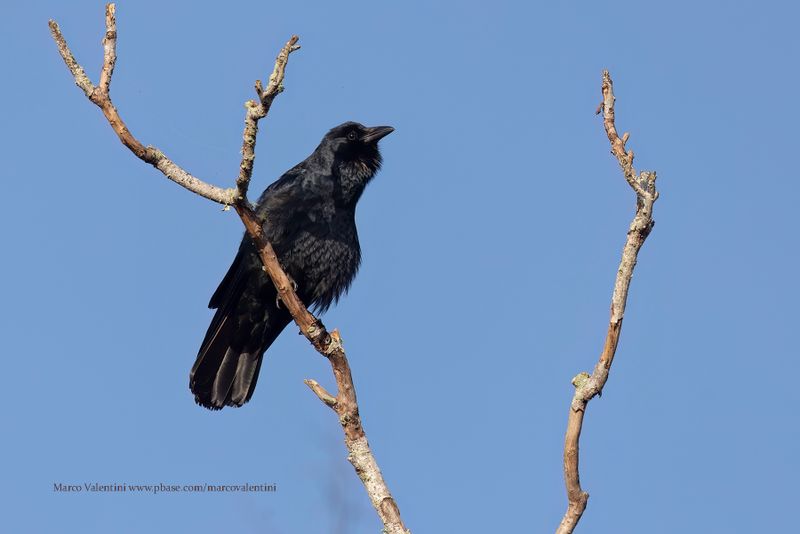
347,131,357,141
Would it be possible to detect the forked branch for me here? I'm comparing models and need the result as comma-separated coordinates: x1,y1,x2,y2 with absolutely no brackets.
49,5,407,533
555,71,658,534
48,5,235,205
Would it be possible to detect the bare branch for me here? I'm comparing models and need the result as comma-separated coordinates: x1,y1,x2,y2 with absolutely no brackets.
98,3,117,95
235,205,409,534
48,20,94,98
598,70,652,198
50,5,407,533
48,4,235,205
556,70,658,534
236,35,300,202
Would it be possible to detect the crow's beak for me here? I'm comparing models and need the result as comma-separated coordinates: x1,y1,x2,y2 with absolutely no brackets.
362,125,395,143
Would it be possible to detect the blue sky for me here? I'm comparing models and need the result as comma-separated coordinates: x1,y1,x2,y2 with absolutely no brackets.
2,1,798,532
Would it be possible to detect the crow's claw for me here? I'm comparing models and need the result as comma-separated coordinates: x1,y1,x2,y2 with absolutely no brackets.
275,275,298,309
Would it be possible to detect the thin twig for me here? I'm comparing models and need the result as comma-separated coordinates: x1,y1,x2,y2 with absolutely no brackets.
555,70,658,534
235,35,300,202
49,5,407,533
97,3,116,95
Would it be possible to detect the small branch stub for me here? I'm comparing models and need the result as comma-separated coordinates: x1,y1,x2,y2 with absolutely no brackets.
304,379,337,407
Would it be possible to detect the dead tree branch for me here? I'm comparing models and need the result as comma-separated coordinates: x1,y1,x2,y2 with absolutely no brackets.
49,5,407,533
48,5,234,205
555,70,658,534
236,35,300,202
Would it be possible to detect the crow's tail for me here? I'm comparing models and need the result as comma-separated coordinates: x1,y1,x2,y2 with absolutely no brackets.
190,242,292,410
189,303,291,409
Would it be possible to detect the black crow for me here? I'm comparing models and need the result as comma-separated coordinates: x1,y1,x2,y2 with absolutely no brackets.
190,122,393,410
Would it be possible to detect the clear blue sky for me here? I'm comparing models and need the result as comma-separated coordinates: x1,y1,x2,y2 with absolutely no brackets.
2,1,798,532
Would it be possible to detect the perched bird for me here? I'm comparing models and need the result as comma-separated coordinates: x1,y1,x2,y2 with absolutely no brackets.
190,122,394,410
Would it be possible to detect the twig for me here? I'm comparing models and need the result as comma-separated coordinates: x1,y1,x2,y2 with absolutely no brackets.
555,70,658,534
49,5,407,533
236,35,300,203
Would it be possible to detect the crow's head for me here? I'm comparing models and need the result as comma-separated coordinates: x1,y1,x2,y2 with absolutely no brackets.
322,121,394,204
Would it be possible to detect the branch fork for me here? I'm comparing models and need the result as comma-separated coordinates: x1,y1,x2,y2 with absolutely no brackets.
50,5,406,533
